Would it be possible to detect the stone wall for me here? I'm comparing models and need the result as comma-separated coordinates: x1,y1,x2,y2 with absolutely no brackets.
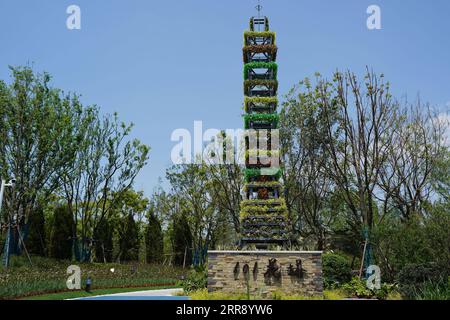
208,251,323,297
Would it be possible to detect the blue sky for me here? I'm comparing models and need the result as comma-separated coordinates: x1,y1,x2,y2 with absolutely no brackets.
1,0,449,195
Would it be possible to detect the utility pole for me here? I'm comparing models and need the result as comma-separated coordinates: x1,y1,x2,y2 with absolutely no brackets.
0,178,18,268
0,178,15,223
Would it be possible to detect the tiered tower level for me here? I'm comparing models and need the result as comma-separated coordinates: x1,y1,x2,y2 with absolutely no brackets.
241,17,289,249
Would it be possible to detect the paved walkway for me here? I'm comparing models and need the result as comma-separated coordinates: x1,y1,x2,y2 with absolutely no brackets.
72,288,189,300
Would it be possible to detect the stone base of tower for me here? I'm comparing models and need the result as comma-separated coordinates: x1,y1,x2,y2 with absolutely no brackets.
207,251,323,298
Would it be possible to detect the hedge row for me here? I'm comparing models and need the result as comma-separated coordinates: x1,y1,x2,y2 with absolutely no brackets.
244,113,279,129
243,62,278,80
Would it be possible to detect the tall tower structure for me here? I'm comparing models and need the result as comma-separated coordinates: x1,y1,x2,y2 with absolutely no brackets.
240,14,289,249
208,10,323,298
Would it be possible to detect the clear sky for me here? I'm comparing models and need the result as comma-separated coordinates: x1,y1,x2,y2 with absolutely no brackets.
1,0,449,195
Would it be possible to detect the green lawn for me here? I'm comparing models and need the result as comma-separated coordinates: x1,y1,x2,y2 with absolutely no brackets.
23,285,180,300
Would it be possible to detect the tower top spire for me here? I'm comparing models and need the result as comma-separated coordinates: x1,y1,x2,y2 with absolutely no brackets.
255,0,263,18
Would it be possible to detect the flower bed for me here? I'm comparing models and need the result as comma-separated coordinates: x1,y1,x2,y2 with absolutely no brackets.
0,256,186,300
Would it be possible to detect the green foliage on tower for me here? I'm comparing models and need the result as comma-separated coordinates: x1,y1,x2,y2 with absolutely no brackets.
240,17,289,247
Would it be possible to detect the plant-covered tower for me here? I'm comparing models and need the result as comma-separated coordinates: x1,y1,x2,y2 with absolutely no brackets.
240,16,289,249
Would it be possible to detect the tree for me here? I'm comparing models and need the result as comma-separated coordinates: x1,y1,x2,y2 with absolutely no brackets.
93,218,113,263
204,132,244,235
145,211,163,264
379,102,448,219
118,213,140,262
166,164,216,255
0,66,83,234
25,206,46,256
171,213,193,266
320,70,397,234
59,109,150,260
49,206,74,260
280,77,338,249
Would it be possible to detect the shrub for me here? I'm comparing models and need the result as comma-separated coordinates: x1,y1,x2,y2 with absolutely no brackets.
373,210,450,282
397,262,449,300
412,278,450,300
342,277,394,300
322,253,352,289
342,277,372,299
178,266,207,293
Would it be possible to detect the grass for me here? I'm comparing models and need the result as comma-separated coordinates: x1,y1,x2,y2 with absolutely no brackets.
189,289,250,300
412,280,450,300
0,255,187,300
23,285,180,300
187,288,402,301
187,289,346,300
323,289,347,300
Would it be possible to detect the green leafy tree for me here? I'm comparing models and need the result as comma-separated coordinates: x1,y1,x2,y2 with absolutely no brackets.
59,110,150,259
171,213,193,266
49,206,74,260
145,211,164,263
0,66,83,232
25,206,46,256
280,77,338,249
93,218,113,263
166,164,219,255
118,213,140,262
